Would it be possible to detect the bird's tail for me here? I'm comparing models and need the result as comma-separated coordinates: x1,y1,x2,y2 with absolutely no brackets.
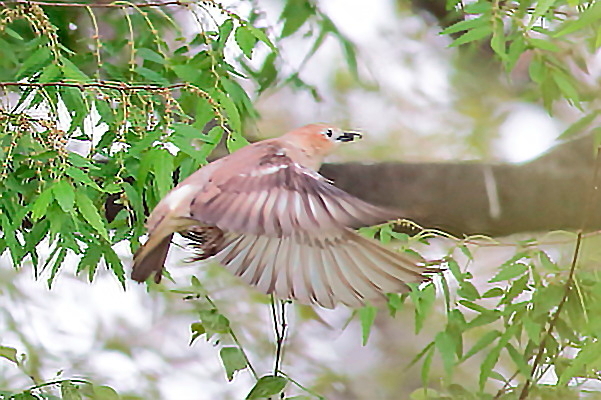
131,233,173,283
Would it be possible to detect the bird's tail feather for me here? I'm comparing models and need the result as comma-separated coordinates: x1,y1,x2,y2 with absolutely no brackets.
131,233,173,283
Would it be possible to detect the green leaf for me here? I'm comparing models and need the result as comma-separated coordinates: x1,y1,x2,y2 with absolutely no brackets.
246,375,287,399
38,62,63,83
552,70,580,104
135,66,170,85
226,129,250,153
220,347,248,381
558,339,601,385
420,344,435,386
60,56,90,82
458,245,473,260
17,46,52,79
217,19,235,50
52,180,75,213
528,55,545,84
171,64,201,83
102,243,125,285
358,305,377,346
235,26,258,58
558,111,600,140
465,309,501,329
152,148,174,199
189,322,206,345
447,258,464,282
527,37,560,52
216,90,242,133
527,0,557,29
501,273,530,304
0,345,18,364
137,47,165,64
77,243,102,280
197,126,224,161
489,262,528,283
482,287,504,298
464,1,492,14
505,343,531,377
441,16,486,35
30,188,54,221
61,381,83,400
450,25,492,47
68,152,100,170
479,345,502,390
523,316,542,344
90,385,120,400
75,191,109,241
435,331,456,376
246,26,276,51
555,1,601,37
490,19,506,60
65,166,103,191
457,281,481,300
171,123,213,161
461,330,500,361
410,283,436,333
280,0,314,38
198,309,230,334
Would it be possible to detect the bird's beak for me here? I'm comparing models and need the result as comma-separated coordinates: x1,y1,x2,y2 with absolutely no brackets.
338,131,363,142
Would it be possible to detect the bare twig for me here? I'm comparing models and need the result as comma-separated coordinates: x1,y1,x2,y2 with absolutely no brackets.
0,0,202,8
518,146,601,399
0,81,189,92
270,295,288,377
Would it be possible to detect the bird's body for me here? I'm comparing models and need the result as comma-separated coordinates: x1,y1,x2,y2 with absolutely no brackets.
131,124,435,308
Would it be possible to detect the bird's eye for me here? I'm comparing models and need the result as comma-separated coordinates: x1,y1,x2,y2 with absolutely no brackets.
325,129,333,137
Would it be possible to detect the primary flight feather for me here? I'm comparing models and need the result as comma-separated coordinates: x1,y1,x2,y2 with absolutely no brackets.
131,123,436,308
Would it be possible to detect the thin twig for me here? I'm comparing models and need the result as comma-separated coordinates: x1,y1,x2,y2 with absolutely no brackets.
27,379,91,391
270,296,288,377
0,81,188,92
518,146,601,399
493,370,520,399
0,0,204,8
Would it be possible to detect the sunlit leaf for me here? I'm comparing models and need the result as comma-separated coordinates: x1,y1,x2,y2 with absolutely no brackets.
358,304,377,346
0,345,18,364
220,347,247,381
246,375,287,399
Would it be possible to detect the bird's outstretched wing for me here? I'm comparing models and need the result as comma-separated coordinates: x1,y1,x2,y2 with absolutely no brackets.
187,142,399,237
190,228,434,308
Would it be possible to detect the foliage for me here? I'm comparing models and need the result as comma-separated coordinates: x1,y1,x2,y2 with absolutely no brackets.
1,0,601,399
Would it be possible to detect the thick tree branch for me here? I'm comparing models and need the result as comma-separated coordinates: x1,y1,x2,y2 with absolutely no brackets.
320,134,594,237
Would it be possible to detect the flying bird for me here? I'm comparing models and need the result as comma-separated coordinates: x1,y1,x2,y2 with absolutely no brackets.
131,123,436,308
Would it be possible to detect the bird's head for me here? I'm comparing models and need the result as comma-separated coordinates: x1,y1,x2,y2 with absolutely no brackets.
282,123,362,164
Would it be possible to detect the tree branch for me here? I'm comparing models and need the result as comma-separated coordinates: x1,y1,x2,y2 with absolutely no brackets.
320,134,596,237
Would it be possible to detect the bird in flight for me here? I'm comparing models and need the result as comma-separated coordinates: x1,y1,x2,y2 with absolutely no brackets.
131,123,436,308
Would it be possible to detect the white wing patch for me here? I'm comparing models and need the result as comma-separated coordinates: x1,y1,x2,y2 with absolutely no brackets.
164,184,197,211
248,163,289,177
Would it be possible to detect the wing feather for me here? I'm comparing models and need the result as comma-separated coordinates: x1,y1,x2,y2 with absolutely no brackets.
185,143,399,237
